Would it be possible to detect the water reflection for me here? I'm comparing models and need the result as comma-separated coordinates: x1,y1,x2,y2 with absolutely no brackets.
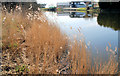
97,12,120,31
45,11,118,56
57,12,70,16
57,11,98,18
57,11,120,31
70,11,93,18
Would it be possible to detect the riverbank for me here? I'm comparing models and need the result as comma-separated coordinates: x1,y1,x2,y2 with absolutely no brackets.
42,7,100,12
1,7,118,74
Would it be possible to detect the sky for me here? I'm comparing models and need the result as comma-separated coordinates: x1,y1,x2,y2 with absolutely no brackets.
36,0,99,7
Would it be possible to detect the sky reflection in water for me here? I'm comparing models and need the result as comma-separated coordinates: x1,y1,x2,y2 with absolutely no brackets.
45,11,119,55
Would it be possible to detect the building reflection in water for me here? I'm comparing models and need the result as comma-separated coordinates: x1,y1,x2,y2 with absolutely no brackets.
57,11,98,18
57,11,120,31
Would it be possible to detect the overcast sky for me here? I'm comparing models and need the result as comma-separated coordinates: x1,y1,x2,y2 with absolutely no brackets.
36,0,99,7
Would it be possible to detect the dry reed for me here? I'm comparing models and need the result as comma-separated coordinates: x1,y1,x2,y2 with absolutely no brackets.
2,7,118,74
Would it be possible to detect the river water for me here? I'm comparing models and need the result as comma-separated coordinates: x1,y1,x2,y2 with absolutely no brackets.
44,11,119,57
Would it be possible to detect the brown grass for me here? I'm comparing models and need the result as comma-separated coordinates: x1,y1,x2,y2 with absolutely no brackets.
24,13,68,74
2,8,118,74
68,40,90,74
2,10,68,74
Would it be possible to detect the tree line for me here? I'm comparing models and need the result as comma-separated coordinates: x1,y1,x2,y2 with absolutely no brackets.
99,1,120,10
2,2,43,12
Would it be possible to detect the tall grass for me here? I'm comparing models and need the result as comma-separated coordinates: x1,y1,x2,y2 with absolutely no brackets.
68,41,118,74
2,7,118,74
2,9,68,74
24,13,68,74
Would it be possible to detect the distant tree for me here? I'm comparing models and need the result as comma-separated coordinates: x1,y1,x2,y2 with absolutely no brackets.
2,2,41,12
99,1,120,9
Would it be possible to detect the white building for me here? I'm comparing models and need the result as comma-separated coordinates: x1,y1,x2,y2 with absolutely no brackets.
57,2,70,8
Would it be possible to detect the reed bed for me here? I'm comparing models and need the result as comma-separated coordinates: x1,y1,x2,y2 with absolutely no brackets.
1,7,118,74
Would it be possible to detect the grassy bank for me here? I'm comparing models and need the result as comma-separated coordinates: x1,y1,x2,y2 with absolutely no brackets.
76,8,87,11
2,7,118,74
2,10,68,74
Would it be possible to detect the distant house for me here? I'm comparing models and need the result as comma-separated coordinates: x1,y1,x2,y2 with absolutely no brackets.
70,1,86,8
57,2,70,8
57,1,94,10
70,1,92,8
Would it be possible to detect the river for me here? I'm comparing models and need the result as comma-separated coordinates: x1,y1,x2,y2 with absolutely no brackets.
44,11,119,58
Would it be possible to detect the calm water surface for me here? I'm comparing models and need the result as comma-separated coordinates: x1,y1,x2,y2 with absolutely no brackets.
44,11,119,56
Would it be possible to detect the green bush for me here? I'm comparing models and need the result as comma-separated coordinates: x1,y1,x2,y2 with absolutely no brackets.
15,65,29,73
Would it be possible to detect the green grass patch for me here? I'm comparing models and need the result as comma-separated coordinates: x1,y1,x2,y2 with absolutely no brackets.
57,8,63,11
76,8,87,11
15,65,29,73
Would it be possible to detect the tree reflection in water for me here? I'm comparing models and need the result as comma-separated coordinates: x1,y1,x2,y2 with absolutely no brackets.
97,12,120,31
